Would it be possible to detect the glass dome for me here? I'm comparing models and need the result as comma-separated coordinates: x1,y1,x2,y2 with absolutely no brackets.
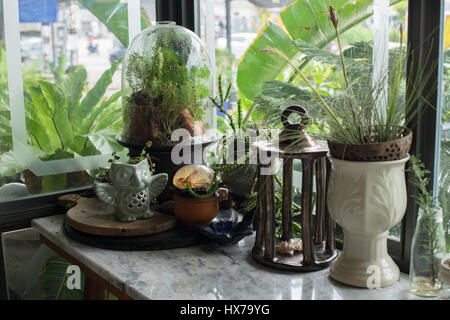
120,21,212,147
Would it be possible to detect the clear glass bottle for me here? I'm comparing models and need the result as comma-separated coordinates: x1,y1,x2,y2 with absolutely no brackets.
409,206,447,297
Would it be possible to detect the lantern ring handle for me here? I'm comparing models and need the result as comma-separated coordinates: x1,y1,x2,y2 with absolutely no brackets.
281,105,309,129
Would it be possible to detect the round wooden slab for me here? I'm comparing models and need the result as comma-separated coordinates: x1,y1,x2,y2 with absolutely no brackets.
61,194,177,237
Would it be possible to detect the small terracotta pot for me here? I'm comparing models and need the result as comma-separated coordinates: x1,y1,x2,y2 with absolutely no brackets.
173,193,219,227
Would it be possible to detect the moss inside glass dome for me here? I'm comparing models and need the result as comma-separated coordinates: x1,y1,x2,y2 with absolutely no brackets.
121,22,212,147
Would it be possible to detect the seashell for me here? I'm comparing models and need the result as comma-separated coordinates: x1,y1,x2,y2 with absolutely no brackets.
173,165,214,190
277,238,303,256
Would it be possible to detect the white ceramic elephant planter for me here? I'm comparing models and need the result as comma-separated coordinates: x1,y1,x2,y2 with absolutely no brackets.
327,155,409,288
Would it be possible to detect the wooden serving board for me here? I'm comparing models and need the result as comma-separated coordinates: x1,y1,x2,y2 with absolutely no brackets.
59,194,177,237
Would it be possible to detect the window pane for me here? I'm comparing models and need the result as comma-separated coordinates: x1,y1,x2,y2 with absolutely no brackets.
438,0,450,251
200,0,280,86
0,0,155,202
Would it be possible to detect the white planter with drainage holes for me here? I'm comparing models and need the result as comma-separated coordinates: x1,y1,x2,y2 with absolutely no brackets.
327,155,409,288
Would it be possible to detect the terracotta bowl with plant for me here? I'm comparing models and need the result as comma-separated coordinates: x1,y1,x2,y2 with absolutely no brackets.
172,165,220,227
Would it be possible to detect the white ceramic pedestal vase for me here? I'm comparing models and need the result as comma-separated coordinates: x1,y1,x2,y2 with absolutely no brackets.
327,155,409,288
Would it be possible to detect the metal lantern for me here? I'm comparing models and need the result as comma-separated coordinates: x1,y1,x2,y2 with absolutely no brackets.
252,105,338,271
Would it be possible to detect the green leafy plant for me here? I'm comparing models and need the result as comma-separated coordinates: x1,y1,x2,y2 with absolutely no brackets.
38,256,84,300
22,255,84,300
128,141,155,171
237,192,257,213
209,76,254,175
407,155,435,211
24,254,117,300
46,54,67,83
237,0,403,100
260,6,433,146
186,171,219,199
96,141,156,184
408,155,446,287
249,41,376,130
123,35,210,145
0,61,124,178
210,76,234,132
274,175,302,239
209,76,259,204
210,75,246,135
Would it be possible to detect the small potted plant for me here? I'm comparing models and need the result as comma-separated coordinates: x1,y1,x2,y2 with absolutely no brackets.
210,76,258,199
94,142,168,222
95,142,155,183
0,62,123,194
172,164,220,227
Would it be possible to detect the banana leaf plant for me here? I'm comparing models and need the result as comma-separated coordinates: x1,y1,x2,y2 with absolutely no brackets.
249,39,407,132
23,255,84,300
23,255,118,300
79,0,151,47
0,61,124,178
237,0,402,100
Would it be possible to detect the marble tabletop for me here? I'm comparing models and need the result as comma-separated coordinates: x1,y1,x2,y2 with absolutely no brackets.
32,215,424,300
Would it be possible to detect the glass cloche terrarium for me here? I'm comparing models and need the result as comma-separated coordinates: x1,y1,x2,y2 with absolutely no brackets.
118,21,213,150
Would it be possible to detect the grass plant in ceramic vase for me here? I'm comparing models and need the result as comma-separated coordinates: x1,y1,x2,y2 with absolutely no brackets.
261,5,434,288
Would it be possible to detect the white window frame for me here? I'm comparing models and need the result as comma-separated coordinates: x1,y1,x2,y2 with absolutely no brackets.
201,0,217,130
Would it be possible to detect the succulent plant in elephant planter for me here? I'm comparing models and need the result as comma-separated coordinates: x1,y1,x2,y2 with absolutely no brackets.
94,159,168,222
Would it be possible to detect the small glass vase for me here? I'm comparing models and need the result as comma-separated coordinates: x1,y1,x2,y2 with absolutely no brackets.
409,206,447,297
